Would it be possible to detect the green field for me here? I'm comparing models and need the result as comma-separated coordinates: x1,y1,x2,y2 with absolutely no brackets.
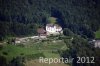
0,37,67,62
95,29,100,39
0,44,39,61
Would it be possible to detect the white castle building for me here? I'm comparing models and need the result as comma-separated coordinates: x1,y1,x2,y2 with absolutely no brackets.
46,24,63,35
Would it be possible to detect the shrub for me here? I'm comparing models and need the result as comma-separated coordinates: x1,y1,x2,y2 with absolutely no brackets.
0,45,3,50
2,52,8,55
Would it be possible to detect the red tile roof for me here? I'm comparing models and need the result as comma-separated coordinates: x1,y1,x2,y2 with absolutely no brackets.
37,28,46,34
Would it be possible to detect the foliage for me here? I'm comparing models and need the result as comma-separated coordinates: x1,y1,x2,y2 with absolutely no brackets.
0,0,100,39
60,35,100,66
0,55,7,66
95,28,100,39
8,56,25,66
47,17,57,24
0,0,100,66
63,28,74,36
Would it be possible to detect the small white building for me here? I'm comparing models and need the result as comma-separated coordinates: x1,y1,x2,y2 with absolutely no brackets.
15,37,29,44
46,24,63,35
15,38,21,44
94,40,100,48
90,39,100,48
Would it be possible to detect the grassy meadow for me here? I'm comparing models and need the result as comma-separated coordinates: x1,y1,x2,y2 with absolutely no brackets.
0,36,67,62
95,28,100,39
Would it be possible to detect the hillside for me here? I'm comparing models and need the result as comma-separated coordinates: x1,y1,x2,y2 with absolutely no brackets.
0,0,100,66
0,35,100,66
0,35,69,66
0,0,100,40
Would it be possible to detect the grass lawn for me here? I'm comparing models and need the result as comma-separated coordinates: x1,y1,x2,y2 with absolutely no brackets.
95,29,100,39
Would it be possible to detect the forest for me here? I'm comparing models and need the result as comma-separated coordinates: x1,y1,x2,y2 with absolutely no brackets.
0,0,100,40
